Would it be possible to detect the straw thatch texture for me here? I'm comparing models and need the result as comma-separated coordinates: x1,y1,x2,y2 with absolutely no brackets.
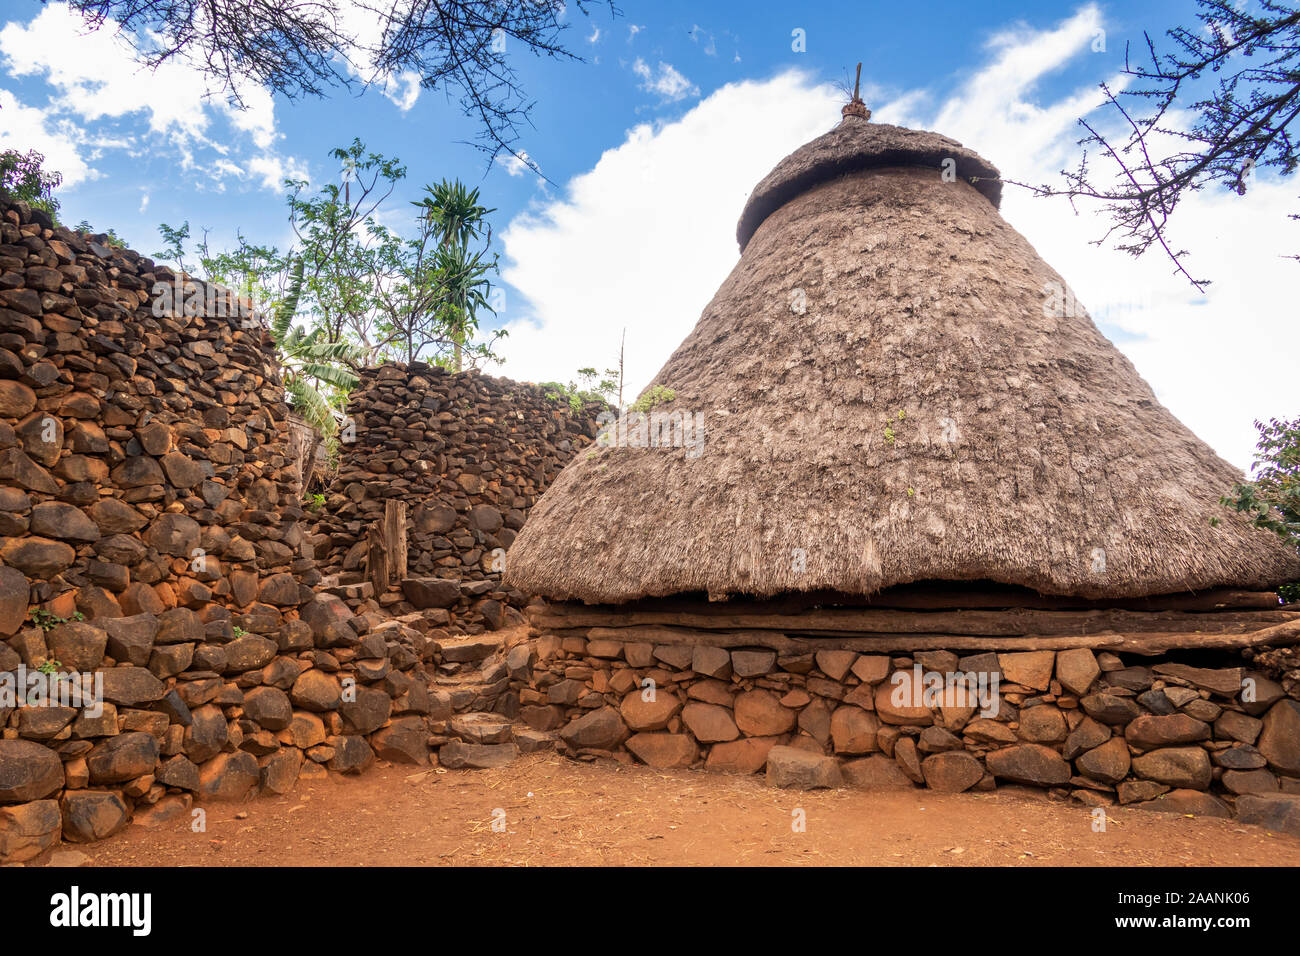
737,117,1002,250
506,132,1300,605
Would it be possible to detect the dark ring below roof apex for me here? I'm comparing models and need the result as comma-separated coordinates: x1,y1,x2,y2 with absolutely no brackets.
736,116,1003,251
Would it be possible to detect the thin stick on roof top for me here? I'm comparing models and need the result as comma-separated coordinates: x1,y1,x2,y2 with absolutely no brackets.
842,62,871,120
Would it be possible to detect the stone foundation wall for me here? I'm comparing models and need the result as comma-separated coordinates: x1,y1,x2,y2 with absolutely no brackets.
0,198,443,862
511,629,1300,831
308,363,602,631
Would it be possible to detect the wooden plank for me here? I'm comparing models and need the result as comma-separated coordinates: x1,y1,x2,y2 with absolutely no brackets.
366,521,389,594
561,617,1300,656
366,500,407,594
533,604,1299,637
383,499,408,583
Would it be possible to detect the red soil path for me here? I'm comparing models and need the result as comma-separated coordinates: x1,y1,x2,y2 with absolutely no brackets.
51,754,1300,867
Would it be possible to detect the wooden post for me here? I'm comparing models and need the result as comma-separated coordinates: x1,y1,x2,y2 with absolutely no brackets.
385,499,408,583
366,499,408,593
366,522,389,594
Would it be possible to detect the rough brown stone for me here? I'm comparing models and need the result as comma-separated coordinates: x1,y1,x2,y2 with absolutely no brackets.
626,733,698,768
61,790,130,842
705,736,781,774
830,705,880,754
874,674,934,726
1017,705,1067,744
1075,736,1131,785
86,731,159,784
919,751,983,793
682,702,740,743
439,740,518,769
765,745,842,789
842,753,915,790
371,717,431,765
1134,789,1232,818
0,740,64,803
199,751,261,800
1236,793,1300,837
734,689,796,736
620,688,682,731
1125,713,1211,750
1054,647,1100,696
1131,746,1213,790
998,651,1055,691
0,799,60,862
985,744,1071,786
1258,699,1300,774
99,666,166,706
559,706,627,750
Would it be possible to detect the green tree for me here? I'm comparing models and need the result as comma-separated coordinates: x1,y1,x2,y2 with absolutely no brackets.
0,148,62,218
1219,417,1300,601
541,367,619,414
370,178,504,368
286,139,406,352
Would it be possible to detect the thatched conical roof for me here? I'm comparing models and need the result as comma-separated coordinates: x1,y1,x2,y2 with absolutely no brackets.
505,111,1300,604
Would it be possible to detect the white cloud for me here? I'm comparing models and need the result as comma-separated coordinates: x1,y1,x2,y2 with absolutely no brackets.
498,5,1297,471
689,25,717,57
588,25,601,44
631,58,698,102
0,3,303,191
496,70,838,399
138,189,149,213
496,150,533,177
0,88,97,186
247,155,310,192
628,24,643,41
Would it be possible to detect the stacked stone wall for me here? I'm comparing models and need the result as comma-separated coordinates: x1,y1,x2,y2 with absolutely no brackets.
0,198,435,861
309,363,602,632
513,630,1300,833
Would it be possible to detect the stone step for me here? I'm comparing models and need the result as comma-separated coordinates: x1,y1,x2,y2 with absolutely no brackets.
428,678,503,713
443,712,558,754
433,722,557,771
449,712,514,745
436,632,504,664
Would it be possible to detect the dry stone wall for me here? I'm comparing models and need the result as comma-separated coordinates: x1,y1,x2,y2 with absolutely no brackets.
0,198,438,862
510,628,1300,834
308,363,602,632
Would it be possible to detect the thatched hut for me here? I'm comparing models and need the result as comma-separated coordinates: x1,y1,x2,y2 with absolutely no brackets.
501,92,1300,793
509,94,1298,617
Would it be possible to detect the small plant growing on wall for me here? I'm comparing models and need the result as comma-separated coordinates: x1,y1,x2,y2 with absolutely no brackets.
630,384,676,413
542,367,619,415
29,609,84,632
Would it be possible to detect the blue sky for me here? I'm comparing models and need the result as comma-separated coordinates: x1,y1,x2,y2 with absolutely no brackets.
1,0,1295,469
1,0,1185,246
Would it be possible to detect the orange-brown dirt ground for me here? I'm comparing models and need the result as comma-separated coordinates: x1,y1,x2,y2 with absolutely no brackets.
20,754,1299,867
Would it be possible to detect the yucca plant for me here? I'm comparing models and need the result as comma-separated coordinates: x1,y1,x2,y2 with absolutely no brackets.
414,179,496,370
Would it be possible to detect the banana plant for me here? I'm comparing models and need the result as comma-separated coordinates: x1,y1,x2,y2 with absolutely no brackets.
270,257,363,439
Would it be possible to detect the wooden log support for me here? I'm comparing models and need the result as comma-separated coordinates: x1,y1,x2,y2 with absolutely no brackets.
366,499,408,594
531,604,1299,637
562,617,1300,657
